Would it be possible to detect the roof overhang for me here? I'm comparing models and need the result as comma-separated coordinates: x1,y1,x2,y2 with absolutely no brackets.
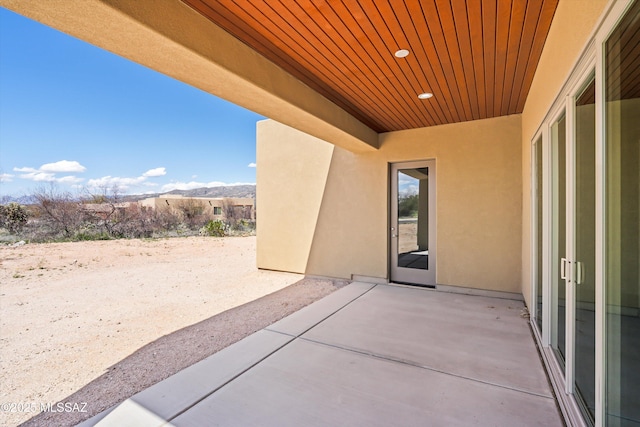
1,0,379,152
1,0,560,153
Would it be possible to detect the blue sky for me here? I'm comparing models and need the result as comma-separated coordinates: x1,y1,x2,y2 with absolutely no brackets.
0,7,264,198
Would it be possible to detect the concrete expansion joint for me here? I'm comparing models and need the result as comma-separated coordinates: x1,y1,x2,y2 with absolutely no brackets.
174,282,379,420
267,283,378,339
164,337,291,423
297,335,555,401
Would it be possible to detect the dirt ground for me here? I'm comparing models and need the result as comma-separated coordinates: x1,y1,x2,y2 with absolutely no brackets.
398,221,419,253
0,236,348,426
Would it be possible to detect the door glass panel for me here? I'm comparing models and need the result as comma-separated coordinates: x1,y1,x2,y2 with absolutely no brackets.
575,78,596,422
552,113,567,367
534,136,544,333
605,2,640,425
397,168,429,270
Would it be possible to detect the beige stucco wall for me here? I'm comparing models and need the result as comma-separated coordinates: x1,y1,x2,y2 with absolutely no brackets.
379,116,523,292
304,143,389,280
258,115,523,293
520,0,609,307
256,120,335,273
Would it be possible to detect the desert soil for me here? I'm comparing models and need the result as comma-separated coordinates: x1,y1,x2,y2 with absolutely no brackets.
0,236,348,427
398,221,419,253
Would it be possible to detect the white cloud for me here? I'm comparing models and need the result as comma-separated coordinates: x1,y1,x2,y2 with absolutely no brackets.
40,160,86,173
10,162,167,192
399,176,418,185
16,170,56,182
87,175,147,190
160,181,224,192
142,167,167,177
247,162,257,168
13,167,37,173
399,184,419,196
0,173,14,182
57,175,84,184
86,166,169,192
160,181,254,192
12,161,86,183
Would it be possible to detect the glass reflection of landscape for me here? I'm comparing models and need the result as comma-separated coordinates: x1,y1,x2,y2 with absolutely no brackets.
397,168,428,270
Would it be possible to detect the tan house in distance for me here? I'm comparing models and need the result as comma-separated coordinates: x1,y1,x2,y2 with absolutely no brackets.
139,194,254,220
3,1,637,425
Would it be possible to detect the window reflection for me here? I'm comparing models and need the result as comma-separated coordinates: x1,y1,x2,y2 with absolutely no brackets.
397,168,428,270
535,137,543,333
605,1,640,424
551,113,567,366
575,78,596,422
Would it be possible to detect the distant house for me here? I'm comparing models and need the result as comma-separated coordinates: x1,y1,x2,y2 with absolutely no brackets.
138,195,254,220
80,202,133,220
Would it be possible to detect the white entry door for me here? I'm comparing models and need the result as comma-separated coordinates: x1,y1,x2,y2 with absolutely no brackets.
390,160,436,286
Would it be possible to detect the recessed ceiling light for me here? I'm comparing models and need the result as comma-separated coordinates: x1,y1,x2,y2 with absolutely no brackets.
394,49,410,58
418,92,433,99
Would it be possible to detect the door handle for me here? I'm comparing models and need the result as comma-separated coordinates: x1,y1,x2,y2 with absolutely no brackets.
575,261,583,285
560,258,567,280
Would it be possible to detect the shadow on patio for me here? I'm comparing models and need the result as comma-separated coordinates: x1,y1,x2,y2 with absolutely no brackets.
20,278,347,427
77,282,562,426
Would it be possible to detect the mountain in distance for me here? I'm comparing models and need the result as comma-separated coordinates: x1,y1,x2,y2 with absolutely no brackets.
0,185,256,204
0,194,36,205
171,184,256,198
123,184,256,202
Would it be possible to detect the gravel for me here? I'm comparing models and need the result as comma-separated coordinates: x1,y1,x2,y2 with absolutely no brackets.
0,236,348,426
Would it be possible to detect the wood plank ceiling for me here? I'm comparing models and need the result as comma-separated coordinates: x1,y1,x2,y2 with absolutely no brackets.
606,0,640,102
181,0,559,133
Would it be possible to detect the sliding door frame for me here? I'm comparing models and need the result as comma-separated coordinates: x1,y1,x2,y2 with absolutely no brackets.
529,1,636,426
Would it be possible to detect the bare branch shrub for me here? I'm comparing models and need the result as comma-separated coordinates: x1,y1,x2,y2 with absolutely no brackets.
5,187,251,241
109,204,148,238
222,198,240,229
32,184,84,238
81,185,139,238
222,199,254,231
175,198,209,230
150,206,180,232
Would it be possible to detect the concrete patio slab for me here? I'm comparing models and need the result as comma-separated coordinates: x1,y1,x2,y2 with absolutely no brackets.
79,330,293,427
266,281,375,337
172,339,560,427
301,284,552,397
83,283,562,426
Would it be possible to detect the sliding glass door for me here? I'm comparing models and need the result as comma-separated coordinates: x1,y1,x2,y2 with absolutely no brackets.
551,113,567,368
548,86,597,419
604,2,640,424
532,2,639,425
544,76,598,425
574,78,596,422
533,136,544,334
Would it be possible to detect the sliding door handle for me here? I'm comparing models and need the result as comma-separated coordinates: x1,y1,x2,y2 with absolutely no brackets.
575,261,584,285
560,258,568,280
